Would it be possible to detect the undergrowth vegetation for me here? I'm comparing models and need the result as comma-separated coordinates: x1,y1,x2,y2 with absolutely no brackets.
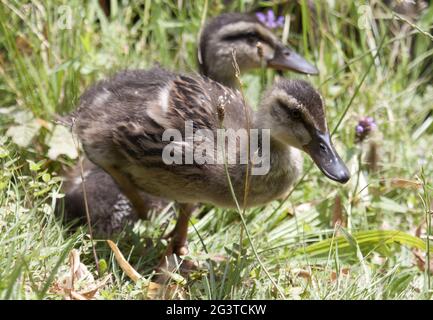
0,0,432,299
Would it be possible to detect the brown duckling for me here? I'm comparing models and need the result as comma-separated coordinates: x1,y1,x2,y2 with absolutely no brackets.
69,67,349,266
198,12,318,87
62,12,318,235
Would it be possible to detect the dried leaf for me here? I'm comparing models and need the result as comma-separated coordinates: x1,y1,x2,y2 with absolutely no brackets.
210,254,227,263
330,268,350,281
51,249,110,300
292,268,311,280
390,178,422,190
413,250,433,274
16,35,32,54
107,240,142,282
413,222,433,274
332,195,345,227
70,249,80,275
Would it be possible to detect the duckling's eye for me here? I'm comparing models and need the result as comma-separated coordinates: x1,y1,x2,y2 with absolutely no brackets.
288,109,302,120
245,32,258,44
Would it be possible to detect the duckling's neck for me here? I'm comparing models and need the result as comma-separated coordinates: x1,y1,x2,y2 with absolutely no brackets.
257,134,303,181
208,72,239,89
245,126,303,206
202,61,240,89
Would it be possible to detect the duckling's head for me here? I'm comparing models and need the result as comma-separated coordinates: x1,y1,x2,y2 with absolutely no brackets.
259,79,350,184
199,13,318,87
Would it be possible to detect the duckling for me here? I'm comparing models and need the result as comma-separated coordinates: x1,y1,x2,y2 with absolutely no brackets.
62,12,318,234
69,67,350,264
198,13,318,87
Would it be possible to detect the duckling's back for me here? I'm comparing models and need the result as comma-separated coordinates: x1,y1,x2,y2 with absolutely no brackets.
73,67,254,206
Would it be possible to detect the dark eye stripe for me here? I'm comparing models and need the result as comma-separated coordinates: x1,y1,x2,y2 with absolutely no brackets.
222,32,265,43
277,100,304,121
286,109,303,120
276,100,287,111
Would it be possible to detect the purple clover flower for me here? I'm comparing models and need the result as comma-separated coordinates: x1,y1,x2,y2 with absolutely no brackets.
355,116,376,142
256,10,285,29
356,125,364,134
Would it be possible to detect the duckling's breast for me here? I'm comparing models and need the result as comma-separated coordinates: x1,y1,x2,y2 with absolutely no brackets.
246,147,303,206
121,146,303,208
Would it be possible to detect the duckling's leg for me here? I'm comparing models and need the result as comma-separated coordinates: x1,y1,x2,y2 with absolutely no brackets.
157,203,197,278
165,203,195,255
163,203,199,239
104,166,150,220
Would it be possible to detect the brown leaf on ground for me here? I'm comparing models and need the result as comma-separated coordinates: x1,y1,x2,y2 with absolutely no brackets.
292,268,311,280
413,221,433,274
51,249,111,300
390,178,422,190
16,36,32,55
209,254,227,263
330,268,350,281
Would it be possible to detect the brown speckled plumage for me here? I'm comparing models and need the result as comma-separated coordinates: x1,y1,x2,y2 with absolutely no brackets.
72,67,328,208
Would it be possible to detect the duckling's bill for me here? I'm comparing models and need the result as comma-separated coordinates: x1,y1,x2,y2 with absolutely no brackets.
268,45,319,75
303,131,350,184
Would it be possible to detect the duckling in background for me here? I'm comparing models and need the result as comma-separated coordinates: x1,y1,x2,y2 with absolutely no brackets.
198,12,318,87
62,158,168,236
69,67,349,270
62,12,318,236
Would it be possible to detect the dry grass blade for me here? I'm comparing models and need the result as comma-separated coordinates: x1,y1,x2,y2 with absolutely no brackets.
390,178,422,190
70,121,99,274
332,195,345,228
106,240,142,282
106,241,187,299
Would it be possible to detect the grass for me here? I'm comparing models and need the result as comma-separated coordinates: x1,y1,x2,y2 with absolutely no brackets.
0,0,433,300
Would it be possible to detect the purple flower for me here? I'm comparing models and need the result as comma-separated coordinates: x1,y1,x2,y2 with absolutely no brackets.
256,10,285,29
355,116,376,142
356,125,364,134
